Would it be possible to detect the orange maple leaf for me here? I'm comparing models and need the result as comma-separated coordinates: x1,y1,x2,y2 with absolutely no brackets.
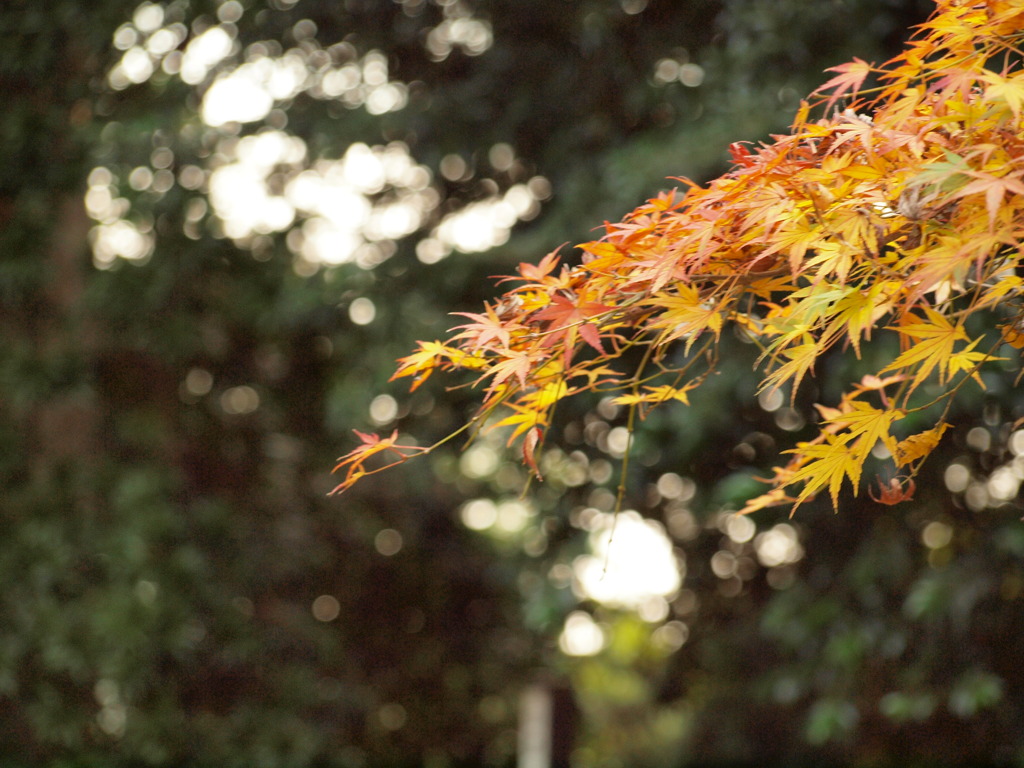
869,477,916,505
817,57,874,110
330,430,425,495
522,426,543,480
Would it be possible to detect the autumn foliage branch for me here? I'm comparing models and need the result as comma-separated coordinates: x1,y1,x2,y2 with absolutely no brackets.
334,0,1024,512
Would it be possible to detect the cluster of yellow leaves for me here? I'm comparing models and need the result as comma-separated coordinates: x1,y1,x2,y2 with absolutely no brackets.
335,0,1024,511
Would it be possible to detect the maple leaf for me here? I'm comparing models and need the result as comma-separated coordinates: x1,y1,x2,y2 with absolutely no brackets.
826,401,904,470
736,487,796,516
391,340,488,391
517,249,561,284
765,212,824,270
1001,321,1024,350
729,141,757,168
522,426,543,480
611,384,694,408
489,380,568,440
820,282,898,356
331,430,425,495
450,303,516,351
490,408,544,440
881,309,968,392
981,70,1024,121
645,284,724,351
893,423,950,467
817,58,874,110
949,170,1024,229
392,341,457,390
869,476,916,505
760,338,820,399
532,293,612,358
977,274,1023,310
785,434,857,509
851,373,908,395
784,402,904,508
580,240,628,272
485,349,537,392
909,149,971,193
946,336,1002,386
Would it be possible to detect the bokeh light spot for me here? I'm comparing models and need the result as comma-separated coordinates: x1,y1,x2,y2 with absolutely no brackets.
651,620,689,652
558,611,605,656
944,462,970,492
725,514,756,544
758,387,784,412
312,594,341,622
374,528,403,556
184,368,214,396
460,499,498,531
133,2,164,33
220,385,260,415
378,703,408,730
460,444,499,479
921,521,953,550
574,511,681,609
349,297,376,325
753,524,803,568
369,394,398,426
679,62,705,87
495,500,534,534
967,426,991,452
656,472,694,501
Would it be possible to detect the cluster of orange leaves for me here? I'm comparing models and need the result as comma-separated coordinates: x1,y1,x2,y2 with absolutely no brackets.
334,0,1024,513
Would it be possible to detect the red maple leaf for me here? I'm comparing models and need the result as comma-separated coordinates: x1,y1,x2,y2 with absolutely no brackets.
532,294,611,358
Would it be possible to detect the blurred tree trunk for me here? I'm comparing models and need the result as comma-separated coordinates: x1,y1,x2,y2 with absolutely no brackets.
31,193,99,475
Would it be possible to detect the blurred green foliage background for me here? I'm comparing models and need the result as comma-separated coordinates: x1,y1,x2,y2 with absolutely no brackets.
6,0,1024,766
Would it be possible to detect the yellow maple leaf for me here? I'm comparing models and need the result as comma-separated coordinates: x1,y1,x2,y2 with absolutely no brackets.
391,341,484,390
820,281,898,356
893,423,950,467
785,435,857,509
736,487,795,516
760,338,820,397
982,70,1024,121
946,336,1002,386
823,401,904,486
786,402,904,508
489,380,569,440
881,309,967,391
611,384,694,407
645,284,724,351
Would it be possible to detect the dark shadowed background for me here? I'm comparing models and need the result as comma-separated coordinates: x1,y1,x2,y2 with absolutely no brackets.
7,1,1024,766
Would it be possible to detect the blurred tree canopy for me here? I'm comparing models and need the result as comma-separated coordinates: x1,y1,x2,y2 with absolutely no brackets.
15,1,1024,767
